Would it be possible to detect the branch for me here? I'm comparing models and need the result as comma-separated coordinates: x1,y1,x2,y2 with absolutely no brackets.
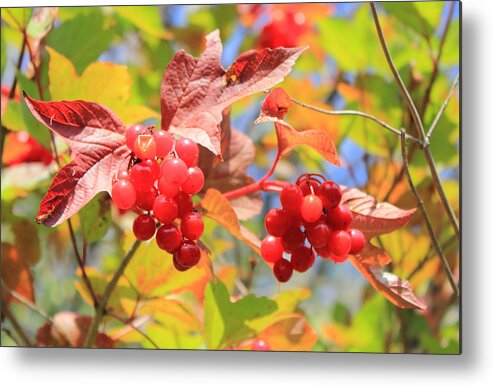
3,305,32,346
400,130,458,297
2,284,52,323
84,240,142,348
108,312,159,349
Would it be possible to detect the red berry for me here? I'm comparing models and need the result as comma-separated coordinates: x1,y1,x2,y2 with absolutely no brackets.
175,191,194,217
273,258,293,282
133,134,157,159
251,339,270,351
153,195,178,224
153,130,174,157
349,229,366,255
330,254,349,263
117,169,130,180
156,224,182,252
264,208,290,237
158,176,180,197
260,235,284,263
130,162,155,192
142,159,161,179
328,230,352,257
326,205,352,230
306,222,330,248
132,214,156,241
111,179,136,209
315,244,332,259
125,124,145,152
181,166,205,195
298,179,318,196
175,240,201,267
135,187,158,211
316,180,342,209
181,212,204,240
281,226,305,252
175,138,199,167
173,252,191,272
280,184,303,214
161,158,188,185
291,246,315,273
300,194,323,223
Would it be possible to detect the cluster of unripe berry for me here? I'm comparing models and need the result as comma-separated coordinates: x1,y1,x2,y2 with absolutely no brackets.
111,124,205,271
260,174,366,282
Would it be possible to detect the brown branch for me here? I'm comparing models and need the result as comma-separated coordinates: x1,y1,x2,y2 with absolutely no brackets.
427,73,459,141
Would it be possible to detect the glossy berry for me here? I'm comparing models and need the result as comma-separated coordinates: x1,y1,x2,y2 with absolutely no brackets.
306,222,330,248
142,159,161,179
158,176,181,198
175,138,199,167
315,244,332,259
175,192,194,217
326,205,352,230
300,194,323,223
153,195,178,224
349,229,366,255
173,252,191,272
316,180,342,209
181,212,204,240
132,214,156,241
161,158,188,186
117,169,130,180
125,124,145,152
111,179,136,209
135,187,158,211
153,130,174,157
330,254,349,263
273,258,293,283
264,208,290,237
156,224,182,252
280,184,303,214
260,235,284,263
251,339,270,351
130,162,155,192
175,241,201,267
281,226,305,252
181,166,205,194
329,230,352,257
298,179,318,196
133,134,157,160
291,246,315,273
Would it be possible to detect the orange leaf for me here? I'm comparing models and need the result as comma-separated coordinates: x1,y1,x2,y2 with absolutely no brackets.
258,315,317,351
1,243,34,304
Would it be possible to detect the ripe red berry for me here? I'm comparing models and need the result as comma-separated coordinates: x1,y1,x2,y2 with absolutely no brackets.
315,244,332,259
175,192,194,217
175,138,199,167
117,169,130,180
153,195,178,224
135,187,158,211
349,229,366,255
181,166,205,195
153,130,174,157
260,235,284,263
132,214,156,241
251,339,270,351
316,180,342,209
158,176,180,198
273,258,293,283
130,162,155,192
298,179,318,196
281,226,305,252
125,124,145,152
330,254,349,263
326,204,353,230
181,212,204,240
134,134,157,160
156,224,182,252
300,194,323,223
111,179,136,209
142,159,161,179
280,184,303,214
173,252,191,272
175,241,201,267
306,222,330,248
328,230,352,257
161,158,188,186
291,246,315,273
264,208,290,237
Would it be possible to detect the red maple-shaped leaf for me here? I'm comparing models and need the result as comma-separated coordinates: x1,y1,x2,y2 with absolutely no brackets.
160,30,307,157
24,93,130,227
341,187,425,310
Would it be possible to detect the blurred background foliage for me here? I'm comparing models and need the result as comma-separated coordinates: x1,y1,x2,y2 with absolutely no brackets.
1,1,459,353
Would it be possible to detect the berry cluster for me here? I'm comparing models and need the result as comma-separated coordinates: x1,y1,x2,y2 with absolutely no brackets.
260,174,366,282
111,124,205,271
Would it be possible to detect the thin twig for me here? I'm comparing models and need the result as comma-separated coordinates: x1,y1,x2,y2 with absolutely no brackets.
427,73,460,141
108,312,159,349
3,305,32,346
84,240,142,348
400,130,458,297
2,284,52,322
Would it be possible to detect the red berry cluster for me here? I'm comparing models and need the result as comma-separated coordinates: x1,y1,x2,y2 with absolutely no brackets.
260,174,366,282
111,124,205,271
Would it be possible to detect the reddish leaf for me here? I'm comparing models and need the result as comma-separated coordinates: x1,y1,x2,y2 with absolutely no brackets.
261,87,291,119
160,30,307,157
255,115,340,166
24,94,130,227
1,243,35,305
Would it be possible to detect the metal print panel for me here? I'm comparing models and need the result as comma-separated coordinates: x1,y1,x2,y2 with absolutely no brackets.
0,1,460,354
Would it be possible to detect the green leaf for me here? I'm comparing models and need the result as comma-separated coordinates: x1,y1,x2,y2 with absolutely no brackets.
26,8,57,40
78,192,112,244
113,6,169,39
1,28,6,75
46,11,113,74
1,8,32,31
381,2,435,38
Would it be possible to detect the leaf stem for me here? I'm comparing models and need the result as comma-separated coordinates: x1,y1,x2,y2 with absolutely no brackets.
84,240,142,348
